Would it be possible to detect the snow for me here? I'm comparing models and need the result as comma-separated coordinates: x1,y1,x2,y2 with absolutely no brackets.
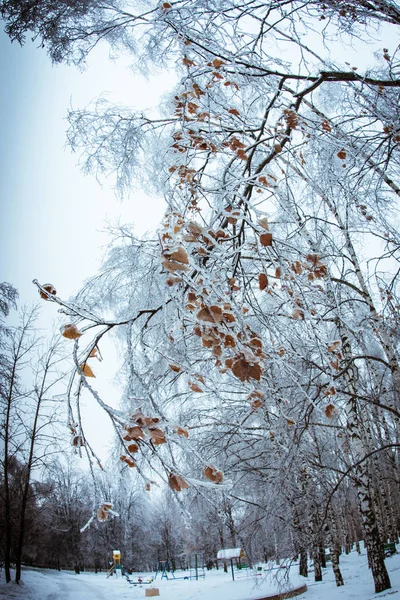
1,547,400,600
217,547,243,560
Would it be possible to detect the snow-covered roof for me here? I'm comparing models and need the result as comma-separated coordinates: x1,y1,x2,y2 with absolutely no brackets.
217,548,243,560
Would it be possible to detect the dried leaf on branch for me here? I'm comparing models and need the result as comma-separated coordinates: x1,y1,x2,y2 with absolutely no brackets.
176,426,189,438
61,324,83,339
203,464,224,483
258,273,268,290
231,356,262,382
168,472,190,492
39,283,57,300
260,233,273,247
79,363,95,378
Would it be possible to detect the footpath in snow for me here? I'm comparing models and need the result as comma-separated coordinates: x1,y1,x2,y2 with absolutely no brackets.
1,546,399,600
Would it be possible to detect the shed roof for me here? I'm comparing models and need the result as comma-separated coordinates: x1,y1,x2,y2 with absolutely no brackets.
216,548,243,560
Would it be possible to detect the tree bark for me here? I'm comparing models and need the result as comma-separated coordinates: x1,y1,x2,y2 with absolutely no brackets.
341,334,391,593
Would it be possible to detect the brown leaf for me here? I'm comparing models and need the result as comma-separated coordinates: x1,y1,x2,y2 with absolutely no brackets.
97,507,109,522
212,345,222,357
166,276,183,286
225,357,234,369
337,149,347,160
161,258,190,273
327,341,341,353
247,390,264,400
231,357,261,382
291,261,303,275
236,149,248,160
125,426,145,440
39,283,57,300
189,381,203,393
202,338,213,348
182,56,195,67
197,307,216,323
224,335,236,348
306,253,320,266
149,427,167,445
80,363,95,378
168,473,190,492
209,305,223,322
177,426,189,438
292,309,305,320
127,442,139,453
321,119,332,132
259,273,268,290
72,435,84,447
325,403,337,419
167,246,189,265
260,233,273,247
169,363,182,373
251,398,263,410
131,410,145,425
61,324,83,340
222,312,236,323
248,336,263,350
203,465,224,483
144,416,160,426
212,58,225,69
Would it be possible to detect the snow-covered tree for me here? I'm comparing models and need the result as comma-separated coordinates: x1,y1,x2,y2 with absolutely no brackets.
4,1,400,592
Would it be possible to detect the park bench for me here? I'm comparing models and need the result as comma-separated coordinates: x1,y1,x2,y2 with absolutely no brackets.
384,543,397,557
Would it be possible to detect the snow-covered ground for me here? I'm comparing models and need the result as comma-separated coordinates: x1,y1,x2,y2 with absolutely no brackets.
1,547,399,600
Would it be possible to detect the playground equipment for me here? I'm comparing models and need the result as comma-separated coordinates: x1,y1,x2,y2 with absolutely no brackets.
107,549,153,585
188,552,206,581
154,559,178,580
216,547,246,581
106,550,122,578
154,554,205,581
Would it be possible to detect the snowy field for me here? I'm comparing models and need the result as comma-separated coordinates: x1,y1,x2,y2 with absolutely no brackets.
1,547,399,600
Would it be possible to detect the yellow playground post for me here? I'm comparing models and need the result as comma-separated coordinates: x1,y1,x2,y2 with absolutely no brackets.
107,550,122,578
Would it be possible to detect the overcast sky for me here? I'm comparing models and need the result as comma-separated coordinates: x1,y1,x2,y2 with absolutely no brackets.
0,29,168,307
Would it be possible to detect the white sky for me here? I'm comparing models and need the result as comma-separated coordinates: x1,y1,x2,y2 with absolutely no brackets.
0,29,169,307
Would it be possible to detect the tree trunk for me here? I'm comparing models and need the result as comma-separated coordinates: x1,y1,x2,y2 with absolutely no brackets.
325,508,344,586
319,545,326,568
299,548,308,577
341,334,391,593
314,553,322,582
3,352,20,584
